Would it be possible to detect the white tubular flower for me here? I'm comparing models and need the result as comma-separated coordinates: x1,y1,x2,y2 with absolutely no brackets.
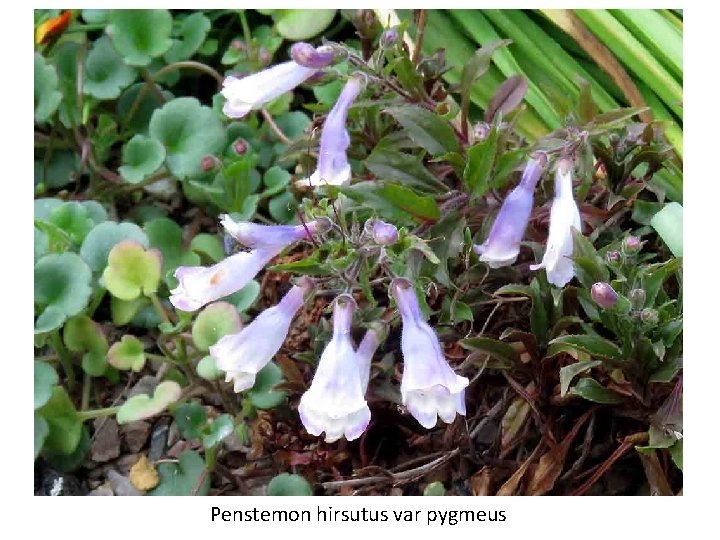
210,280,311,392
169,248,279,312
220,215,328,249
530,158,582,287
295,76,363,188
299,295,371,443
391,278,469,429
356,323,386,393
221,61,317,118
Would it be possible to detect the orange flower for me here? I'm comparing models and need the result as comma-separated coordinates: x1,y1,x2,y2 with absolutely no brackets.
35,11,72,45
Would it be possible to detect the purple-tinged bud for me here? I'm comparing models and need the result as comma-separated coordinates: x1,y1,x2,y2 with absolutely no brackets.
290,42,336,69
606,250,621,264
629,288,646,310
201,155,218,172
257,46,271,66
230,39,244,51
391,278,468,429
372,219,398,245
623,236,642,254
591,282,618,309
233,138,248,156
474,122,491,141
474,153,547,268
380,27,399,48
640,308,659,326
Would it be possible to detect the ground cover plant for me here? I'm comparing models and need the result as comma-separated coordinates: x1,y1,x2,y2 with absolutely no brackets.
34,8,682,496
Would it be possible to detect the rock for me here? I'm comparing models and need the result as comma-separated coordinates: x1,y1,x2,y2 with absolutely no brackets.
91,417,121,463
148,420,169,461
114,453,142,475
122,420,152,453
127,375,158,399
88,482,114,496
108,469,144,496
34,464,86,496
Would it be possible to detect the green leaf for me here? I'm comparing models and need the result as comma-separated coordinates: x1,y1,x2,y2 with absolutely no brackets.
111,296,148,326
51,42,81,128
80,221,150,272
84,36,137,100
107,9,174,66
203,414,234,449
47,202,94,245
650,202,683,257
275,9,336,40
248,362,286,410
34,53,62,122
174,403,207,440
267,473,313,496
669,439,683,471
35,150,78,189
459,336,520,369
117,82,174,132
117,381,182,424
384,106,460,156
108,334,146,371
36,386,82,455
149,97,226,179
34,414,49,460
376,184,440,221
571,229,609,287
423,481,446,496
268,252,331,276
35,361,59,410
192,302,242,351
464,125,498,197
268,191,298,224
366,147,448,193
34,253,93,334
262,166,292,197
119,135,166,183
485,74,529,122
196,355,225,381
63,315,109,377
559,360,602,397
102,241,162,300
190,234,225,263
459,40,511,117
164,13,211,63
148,450,210,496
547,334,624,362
570,377,623,404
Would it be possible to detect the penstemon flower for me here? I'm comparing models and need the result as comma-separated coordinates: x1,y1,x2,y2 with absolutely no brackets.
356,323,386,393
169,248,279,312
220,214,326,249
530,158,582,287
221,46,332,118
473,153,546,268
210,279,311,392
290,42,336,69
299,295,371,443
391,278,469,429
295,76,363,188
370,219,399,245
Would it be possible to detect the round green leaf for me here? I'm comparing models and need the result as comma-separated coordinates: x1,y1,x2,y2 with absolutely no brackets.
275,9,336,40
108,334,146,371
102,240,162,300
119,135,166,183
267,473,313,496
196,355,224,381
144,217,183,271
36,386,82,455
111,296,148,325
34,414,49,460
35,361,59,410
164,12,211,63
117,82,174,132
34,227,49,264
190,233,225,263
117,380,182,424
174,402,207,440
269,191,298,224
224,280,261,312
35,253,93,333
64,315,109,376
248,361,286,410
51,42,81,128
191,302,242,351
148,450,209,496
149,97,226,180
80,221,149,272
48,202,94,245
107,9,174,66
81,9,109,23
423,481,446,496
262,166,291,197
81,200,109,225
34,150,78,189
203,414,234,449
35,52,62,122
84,36,137,100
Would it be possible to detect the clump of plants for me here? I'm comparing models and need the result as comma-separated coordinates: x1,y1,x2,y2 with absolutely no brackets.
35,9,681,496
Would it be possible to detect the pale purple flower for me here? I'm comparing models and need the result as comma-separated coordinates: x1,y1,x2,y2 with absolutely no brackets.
220,214,328,250
299,295,371,443
371,219,399,245
170,248,279,312
473,153,547,268
210,280,311,392
290,43,336,69
591,282,618,309
391,278,469,429
356,323,386,393
530,158,582,287
221,61,317,118
296,76,363,188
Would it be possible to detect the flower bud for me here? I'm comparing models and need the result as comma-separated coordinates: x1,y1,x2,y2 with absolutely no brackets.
258,46,271,66
372,219,398,245
623,236,642,254
201,155,218,172
629,288,646,310
591,282,618,309
290,42,336,69
606,250,621,264
640,308,659,326
233,138,248,156
380,27,399,48
230,39,244,51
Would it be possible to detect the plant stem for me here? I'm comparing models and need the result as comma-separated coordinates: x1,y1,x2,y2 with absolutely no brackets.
149,292,172,325
81,372,92,411
51,331,75,391
412,10,427,65
77,405,122,421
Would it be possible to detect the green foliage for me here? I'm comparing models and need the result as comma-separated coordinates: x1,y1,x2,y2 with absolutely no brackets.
107,9,174,66
149,450,210,496
267,473,313,496
116,381,182,424
119,135,166,183
34,253,93,333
